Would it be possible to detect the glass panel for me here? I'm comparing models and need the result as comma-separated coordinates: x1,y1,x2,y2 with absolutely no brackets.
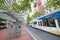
43,20,47,26
38,21,42,26
47,18,56,27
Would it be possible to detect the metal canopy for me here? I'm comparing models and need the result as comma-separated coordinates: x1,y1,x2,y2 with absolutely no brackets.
0,10,24,22
0,11,16,22
0,14,15,21
12,13,24,21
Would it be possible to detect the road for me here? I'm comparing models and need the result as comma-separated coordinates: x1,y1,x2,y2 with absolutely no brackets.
25,26,60,40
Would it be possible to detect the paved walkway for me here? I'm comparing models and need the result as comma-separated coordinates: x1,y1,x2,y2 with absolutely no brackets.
0,29,8,40
0,26,34,40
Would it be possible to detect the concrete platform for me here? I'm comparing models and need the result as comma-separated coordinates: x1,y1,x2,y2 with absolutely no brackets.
0,26,34,40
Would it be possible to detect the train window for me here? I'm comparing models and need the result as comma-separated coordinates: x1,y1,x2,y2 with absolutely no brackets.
43,20,47,26
34,21,37,24
38,21,42,26
47,18,56,27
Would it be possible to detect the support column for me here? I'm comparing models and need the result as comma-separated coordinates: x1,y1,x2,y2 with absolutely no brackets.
54,19,59,31
37,21,38,26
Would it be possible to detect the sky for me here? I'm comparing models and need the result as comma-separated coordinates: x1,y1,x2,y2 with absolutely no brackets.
41,0,47,7
41,0,46,5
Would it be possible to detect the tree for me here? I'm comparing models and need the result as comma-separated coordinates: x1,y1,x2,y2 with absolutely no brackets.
26,11,42,23
0,0,9,10
26,14,32,23
45,0,60,11
32,11,42,19
11,0,34,13
33,2,37,8
0,0,34,13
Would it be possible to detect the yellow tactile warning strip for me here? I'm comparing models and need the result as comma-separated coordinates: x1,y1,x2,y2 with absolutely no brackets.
45,30,60,35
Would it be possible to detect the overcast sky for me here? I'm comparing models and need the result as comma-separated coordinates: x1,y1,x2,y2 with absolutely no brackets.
41,0,46,5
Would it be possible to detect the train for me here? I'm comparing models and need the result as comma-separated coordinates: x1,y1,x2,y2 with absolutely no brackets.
29,9,60,35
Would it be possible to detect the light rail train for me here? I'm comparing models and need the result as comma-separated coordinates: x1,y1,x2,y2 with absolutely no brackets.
29,9,60,35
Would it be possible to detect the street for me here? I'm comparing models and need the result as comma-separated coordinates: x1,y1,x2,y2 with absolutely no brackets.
25,26,60,40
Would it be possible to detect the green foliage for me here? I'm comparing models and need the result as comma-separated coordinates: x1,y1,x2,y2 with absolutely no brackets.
45,0,60,11
27,11,42,23
11,0,34,13
11,0,20,12
0,0,5,10
26,15,32,23
0,0,33,13
0,0,9,10
32,12,42,19
26,11,42,22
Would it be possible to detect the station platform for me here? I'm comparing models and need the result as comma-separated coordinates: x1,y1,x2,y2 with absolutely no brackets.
0,26,34,40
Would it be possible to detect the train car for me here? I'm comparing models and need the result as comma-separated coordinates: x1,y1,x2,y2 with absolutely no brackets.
30,9,60,35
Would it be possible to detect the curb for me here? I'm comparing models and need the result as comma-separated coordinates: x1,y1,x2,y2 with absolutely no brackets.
29,26,60,37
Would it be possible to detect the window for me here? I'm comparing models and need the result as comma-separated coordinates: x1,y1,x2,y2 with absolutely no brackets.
43,20,47,26
34,21,37,24
47,18,56,27
38,21,42,26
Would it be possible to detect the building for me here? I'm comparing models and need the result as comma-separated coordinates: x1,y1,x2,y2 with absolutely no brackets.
4,0,13,7
37,0,45,15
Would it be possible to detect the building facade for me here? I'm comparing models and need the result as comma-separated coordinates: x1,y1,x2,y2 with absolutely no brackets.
4,0,13,7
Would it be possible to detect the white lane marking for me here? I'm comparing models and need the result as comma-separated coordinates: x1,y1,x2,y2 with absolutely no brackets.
25,27,37,40
25,27,42,40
